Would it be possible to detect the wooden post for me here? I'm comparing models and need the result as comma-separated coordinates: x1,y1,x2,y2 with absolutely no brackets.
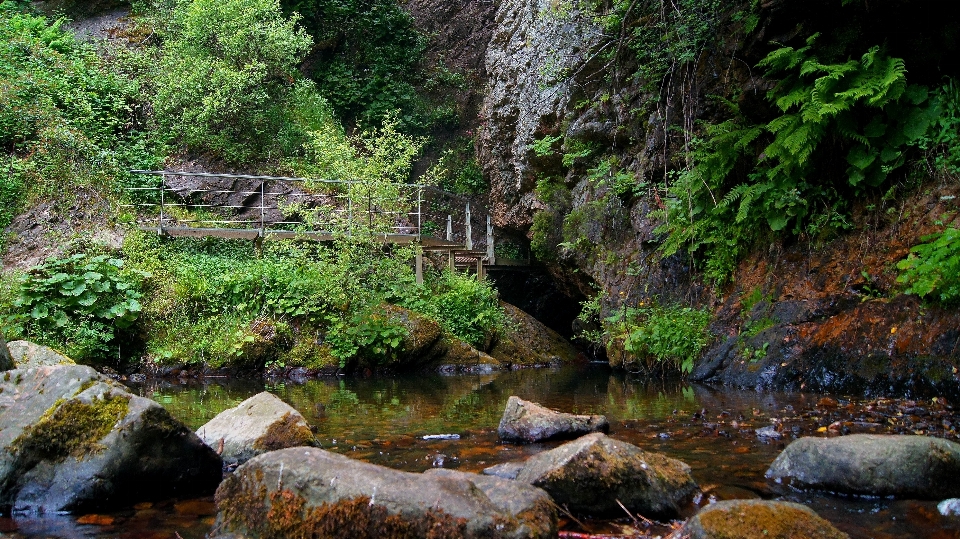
486,215,495,266
465,202,473,250
1,332,13,370
448,250,455,271
476,256,484,280
415,251,423,285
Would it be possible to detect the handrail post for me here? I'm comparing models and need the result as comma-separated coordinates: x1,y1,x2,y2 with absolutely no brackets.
415,251,423,285
158,173,165,235
465,202,472,250
417,185,422,239
347,183,353,237
260,181,266,236
486,215,495,266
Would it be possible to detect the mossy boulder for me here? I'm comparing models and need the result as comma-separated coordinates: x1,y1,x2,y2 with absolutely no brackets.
489,303,580,367
212,447,557,539
436,334,502,372
5,340,76,369
765,434,960,499
683,500,849,539
485,432,697,518
498,396,608,443
0,365,222,515
196,391,315,466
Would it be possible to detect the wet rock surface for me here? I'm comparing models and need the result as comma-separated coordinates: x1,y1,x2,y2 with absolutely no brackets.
498,396,608,443
211,447,557,539
0,365,222,515
486,432,697,518
684,499,849,539
766,434,960,499
196,391,315,465
0,336,11,371
5,341,75,369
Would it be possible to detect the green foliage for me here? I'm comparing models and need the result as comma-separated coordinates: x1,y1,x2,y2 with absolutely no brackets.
594,0,737,92
660,37,942,283
152,0,316,163
529,134,562,158
281,0,448,131
124,231,505,368
435,137,487,195
324,308,407,365
4,252,148,363
0,6,162,227
417,272,505,349
897,227,960,304
606,301,712,375
918,79,960,177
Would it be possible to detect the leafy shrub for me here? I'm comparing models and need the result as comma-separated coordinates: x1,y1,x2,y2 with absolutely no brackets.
606,302,712,375
422,273,505,349
918,78,960,177
153,0,316,163
897,227,960,304
660,36,942,283
281,0,431,130
0,6,159,224
4,253,148,362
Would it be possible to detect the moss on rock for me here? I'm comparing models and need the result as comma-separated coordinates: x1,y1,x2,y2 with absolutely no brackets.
685,500,848,539
252,412,315,453
12,394,130,461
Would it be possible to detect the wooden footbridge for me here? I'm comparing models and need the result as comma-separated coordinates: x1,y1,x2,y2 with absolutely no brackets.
124,170,528,282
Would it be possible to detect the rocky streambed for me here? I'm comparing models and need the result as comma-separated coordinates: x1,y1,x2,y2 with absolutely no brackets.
4,354,960,538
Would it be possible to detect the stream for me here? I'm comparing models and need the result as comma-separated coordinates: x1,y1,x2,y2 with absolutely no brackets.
2,365,960,538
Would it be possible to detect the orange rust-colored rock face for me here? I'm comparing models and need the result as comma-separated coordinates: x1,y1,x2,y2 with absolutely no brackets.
692,183,960,397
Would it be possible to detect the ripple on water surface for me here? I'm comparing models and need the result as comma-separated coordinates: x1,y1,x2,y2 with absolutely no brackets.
5,365,960,538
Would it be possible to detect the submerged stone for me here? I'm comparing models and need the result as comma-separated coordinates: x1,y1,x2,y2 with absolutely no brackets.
0,365,222,515
212,447,557,539
488,432,697,518
196,391,315,465
498,396,608,443
766,434,960,499
683,499,849,539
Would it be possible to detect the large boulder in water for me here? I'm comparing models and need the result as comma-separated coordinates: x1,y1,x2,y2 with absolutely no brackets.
683,500,849,539
5,341,75,369
489,303,580,366
196,391,315,465
485,432,697,518
765,434,960,498
0,365,222,515
211,447,557,539
498,396,608,443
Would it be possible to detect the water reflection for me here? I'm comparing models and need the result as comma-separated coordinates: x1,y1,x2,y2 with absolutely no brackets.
5,366,960,539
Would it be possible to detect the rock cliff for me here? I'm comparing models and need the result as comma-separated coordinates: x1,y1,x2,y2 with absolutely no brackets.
406,0,960,395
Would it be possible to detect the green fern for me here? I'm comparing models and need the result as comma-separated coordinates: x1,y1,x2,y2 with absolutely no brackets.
897,227,960,304
660,35,941,284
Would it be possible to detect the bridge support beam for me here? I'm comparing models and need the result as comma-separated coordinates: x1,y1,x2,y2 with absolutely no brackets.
415,251,423,285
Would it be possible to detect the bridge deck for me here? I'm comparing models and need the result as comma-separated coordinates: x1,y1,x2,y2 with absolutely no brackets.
149,227,465,248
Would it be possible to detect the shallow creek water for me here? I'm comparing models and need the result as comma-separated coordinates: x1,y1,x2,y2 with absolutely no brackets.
3,365,960,539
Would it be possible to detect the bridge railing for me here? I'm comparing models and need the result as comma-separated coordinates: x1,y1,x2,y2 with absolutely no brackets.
123,170,495,259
